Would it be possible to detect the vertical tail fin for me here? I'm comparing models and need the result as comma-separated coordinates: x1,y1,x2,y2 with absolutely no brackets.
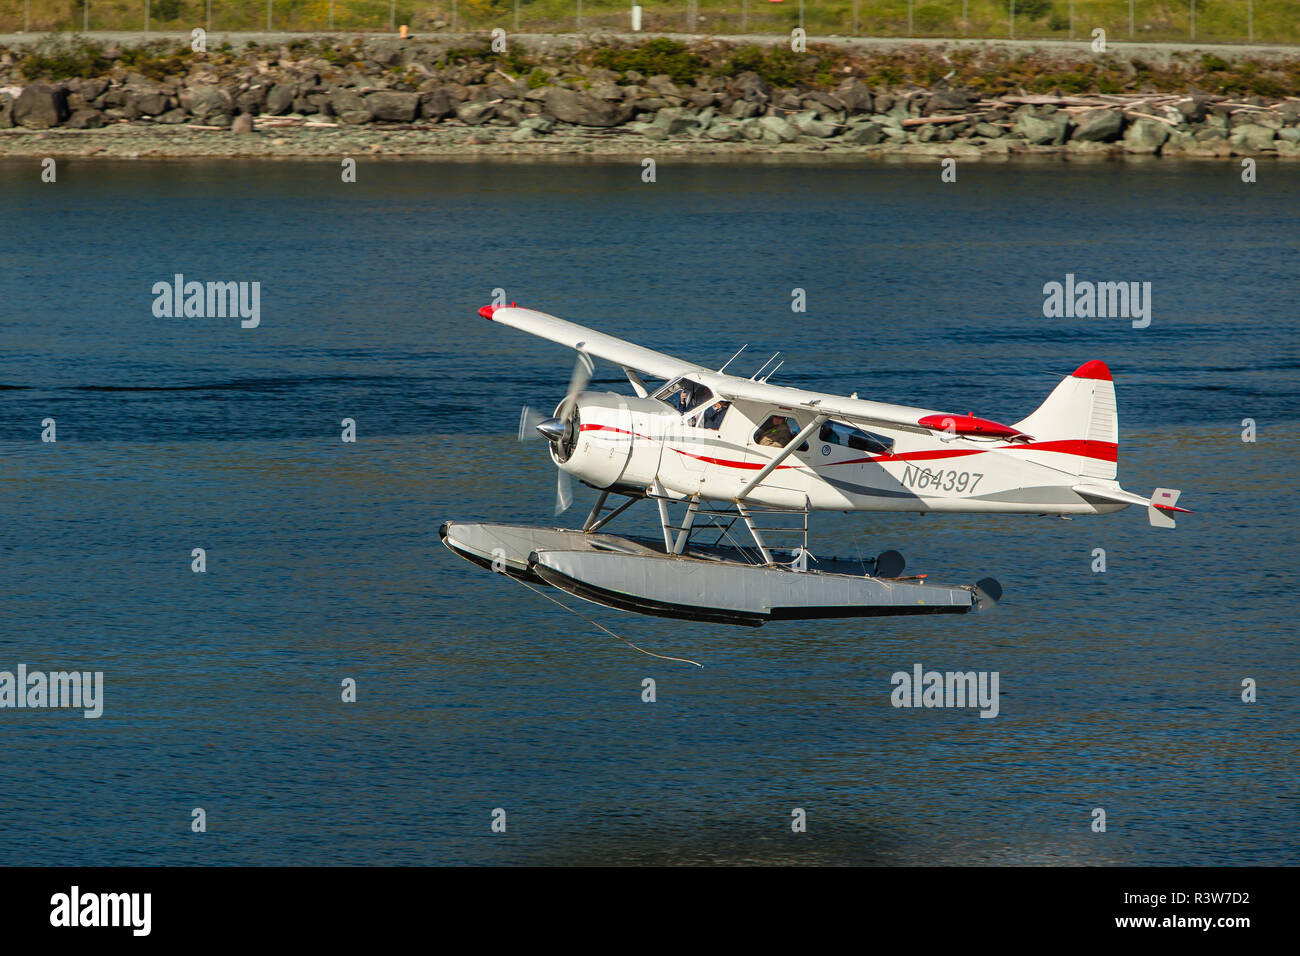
1012,360,1119,480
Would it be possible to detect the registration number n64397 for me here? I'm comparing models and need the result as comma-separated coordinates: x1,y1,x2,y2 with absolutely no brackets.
901,465,984,493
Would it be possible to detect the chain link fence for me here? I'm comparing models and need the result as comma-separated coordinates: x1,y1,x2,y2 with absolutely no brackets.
0,0,1296,44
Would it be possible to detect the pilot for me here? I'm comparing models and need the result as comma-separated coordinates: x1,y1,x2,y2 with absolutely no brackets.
675,385,694,413
701,400,728,430
757,415,794,447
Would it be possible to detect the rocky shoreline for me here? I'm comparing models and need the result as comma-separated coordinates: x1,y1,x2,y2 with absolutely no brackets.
2,35,1298,161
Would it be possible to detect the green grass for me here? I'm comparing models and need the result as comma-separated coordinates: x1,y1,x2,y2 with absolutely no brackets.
1,0,1298,44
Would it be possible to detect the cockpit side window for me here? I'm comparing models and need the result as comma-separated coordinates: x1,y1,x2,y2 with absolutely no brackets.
695,400,730,430
754,414,808,451
819,420,894,455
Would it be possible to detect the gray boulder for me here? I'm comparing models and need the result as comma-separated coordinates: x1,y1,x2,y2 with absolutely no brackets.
790,109,836,138
1123,118,1170,154
337,109,371,125
331,90,366,115
686,89,716,109
1175,96,1209,123
1230,123,1276,151
1072,108,1123,143
927,89,976,113
181,84,233,120
652,107,696,135
231,112,255,135
74,77,109,102
366,90,419,122
1014,111,1069,145
973,121,1005,138
265,84,295,115
835,79,873,114
733,71,771,104
456,101,497,125
590,81,625,101
644,75,682,98
0,92,14,129
703,121,741,141
156,108,189,125
496,103,525,125
14,84,68,129
64,108,105,129
236,86,269,115
843,122,885,145
127,91,169,117
420,90,454,120
544,87,631,127
757,115,798,143
802,90,845,115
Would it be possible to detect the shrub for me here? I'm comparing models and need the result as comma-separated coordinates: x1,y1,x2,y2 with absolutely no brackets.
19,35,111,80
592,38,705,85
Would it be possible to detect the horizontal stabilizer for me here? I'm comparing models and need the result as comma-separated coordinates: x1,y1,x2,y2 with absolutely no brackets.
1074,484,1191,528
1148,487,1189,529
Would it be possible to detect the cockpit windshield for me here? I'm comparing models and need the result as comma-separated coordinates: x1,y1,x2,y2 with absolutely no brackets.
661,378,714,414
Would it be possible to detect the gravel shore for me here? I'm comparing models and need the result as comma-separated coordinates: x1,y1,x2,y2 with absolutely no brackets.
4,120,1296,162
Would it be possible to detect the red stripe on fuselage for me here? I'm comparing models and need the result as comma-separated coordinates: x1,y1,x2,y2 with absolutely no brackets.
828,439,1117,467
579,423,1117,470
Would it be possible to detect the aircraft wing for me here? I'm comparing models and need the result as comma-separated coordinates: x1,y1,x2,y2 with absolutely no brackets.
703,375,943,433
480,304,946,431
480,305,709,382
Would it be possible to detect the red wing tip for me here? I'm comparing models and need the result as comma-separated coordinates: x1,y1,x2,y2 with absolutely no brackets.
917,413,1025,440
1072,360,1112,381
1155,504,1194,514
477,302,518,320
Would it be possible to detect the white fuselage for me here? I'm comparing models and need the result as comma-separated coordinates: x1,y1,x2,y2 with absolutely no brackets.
556,391,1127,517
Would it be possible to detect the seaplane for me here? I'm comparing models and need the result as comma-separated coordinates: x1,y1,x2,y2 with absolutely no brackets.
441,304,1189,627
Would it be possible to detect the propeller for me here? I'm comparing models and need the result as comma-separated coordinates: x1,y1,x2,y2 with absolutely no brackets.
518,405,547,441
550,352,592,516
557,350,594,421
556,470,573,515
520,350,594,516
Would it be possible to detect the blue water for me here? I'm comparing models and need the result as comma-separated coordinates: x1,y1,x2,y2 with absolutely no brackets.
0,159,1296,865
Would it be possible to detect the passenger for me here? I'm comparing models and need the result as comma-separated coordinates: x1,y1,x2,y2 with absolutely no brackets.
757,415,794,447
700,401,729,430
